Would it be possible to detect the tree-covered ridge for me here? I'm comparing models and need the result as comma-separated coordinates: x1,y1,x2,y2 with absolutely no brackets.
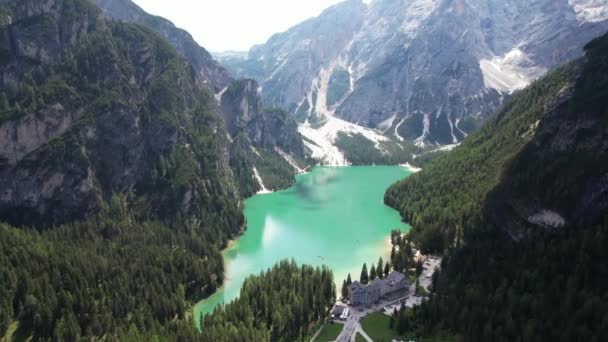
482,34,608,235
412,220,608,341
0,0,243,339
201,260,335,342
0,204,217,340
383,33,608,341
385,60,576,252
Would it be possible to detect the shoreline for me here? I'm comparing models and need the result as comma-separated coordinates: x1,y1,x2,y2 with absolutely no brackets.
192,164,413,328
399,162,422,173
192,232,241,328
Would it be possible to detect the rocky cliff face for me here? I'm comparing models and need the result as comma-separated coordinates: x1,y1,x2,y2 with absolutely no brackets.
222,0,608,147
386,32,608,248
93,0,309,188
219,78,307,196
220,79,305,157
92,0,231,93
0,0,241,228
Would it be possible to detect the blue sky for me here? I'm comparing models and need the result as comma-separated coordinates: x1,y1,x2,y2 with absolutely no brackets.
131,0,348,52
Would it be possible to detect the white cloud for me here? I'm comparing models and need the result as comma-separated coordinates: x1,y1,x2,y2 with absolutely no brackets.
131,0,348,52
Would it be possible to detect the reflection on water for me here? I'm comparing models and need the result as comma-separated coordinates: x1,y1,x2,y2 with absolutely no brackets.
193,166,412,328
261,216,280,247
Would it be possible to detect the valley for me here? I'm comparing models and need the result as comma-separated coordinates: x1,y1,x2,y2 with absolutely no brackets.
194,166,413,324
0,0,607,340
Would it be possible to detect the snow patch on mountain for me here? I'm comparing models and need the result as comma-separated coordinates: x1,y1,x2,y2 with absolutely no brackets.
378,114,397,133
312,61,342,117
447,110,458,144
427,143,461,154
250,146,261,157
394,117,406,142
569,0,608,23
275,147,306,174
400,163,422,173
215,86,228,102
347,64,356,92
299,121,347,166
479,49,545,92
253,167,272,194
528,210,566,228
224,0,608,150
299,116,389,166
414,113,430,148
455,118,468,138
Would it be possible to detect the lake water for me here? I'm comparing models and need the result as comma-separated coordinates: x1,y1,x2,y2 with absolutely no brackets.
194,166,412,327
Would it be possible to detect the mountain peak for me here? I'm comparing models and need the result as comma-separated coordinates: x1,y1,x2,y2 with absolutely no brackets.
93,0,231,93
221,0,608,147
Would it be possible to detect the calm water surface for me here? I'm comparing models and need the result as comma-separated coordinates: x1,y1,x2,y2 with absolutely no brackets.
194,166,412,327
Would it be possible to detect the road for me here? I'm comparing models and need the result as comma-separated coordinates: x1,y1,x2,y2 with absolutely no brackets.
336,308,363,342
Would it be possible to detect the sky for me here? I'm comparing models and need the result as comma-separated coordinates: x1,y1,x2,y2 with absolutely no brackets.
131,0,348,52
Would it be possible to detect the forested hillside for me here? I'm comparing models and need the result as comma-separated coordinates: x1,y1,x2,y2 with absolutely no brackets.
385,61,576,252
385,33,608,340
200,260,335,342
0,207,216,340
0,0,242,338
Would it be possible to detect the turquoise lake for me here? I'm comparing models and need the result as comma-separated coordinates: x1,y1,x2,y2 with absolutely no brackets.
194,166,412,327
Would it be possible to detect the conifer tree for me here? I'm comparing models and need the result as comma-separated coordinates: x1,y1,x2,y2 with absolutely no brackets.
377,257,384,279
360,263,369,284
370,264,377,280
397,307,408,335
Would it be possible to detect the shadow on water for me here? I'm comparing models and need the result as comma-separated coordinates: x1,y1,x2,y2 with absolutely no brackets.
293,167,339,203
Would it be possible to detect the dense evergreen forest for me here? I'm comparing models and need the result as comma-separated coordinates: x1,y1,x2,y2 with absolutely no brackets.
385,60,576,253
0,3,327,340
0,208,223,340
0,0,244,339
412,220,608,341
2,0,607,340
201,260,335,342
384,34,608,340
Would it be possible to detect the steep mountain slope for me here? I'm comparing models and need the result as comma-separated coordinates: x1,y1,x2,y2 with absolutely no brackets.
94,0,309,187
95,0,412,167
0,0,240,228
219,79,308,196
0,0,242,339
93,0,231,93
385,61,576,251
222,0,608,148
385,32,608,250
384,34,608,341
